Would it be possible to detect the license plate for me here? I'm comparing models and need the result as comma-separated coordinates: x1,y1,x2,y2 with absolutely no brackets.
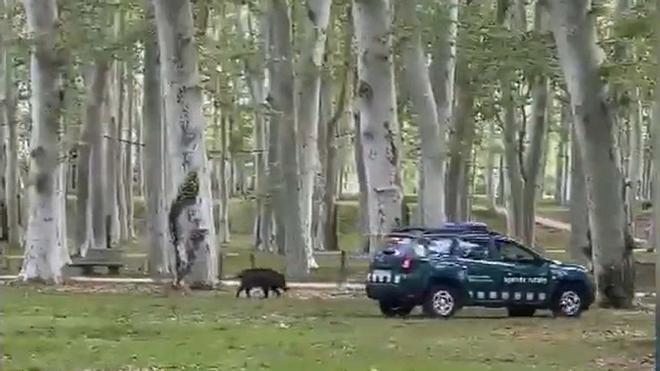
371,269,392,283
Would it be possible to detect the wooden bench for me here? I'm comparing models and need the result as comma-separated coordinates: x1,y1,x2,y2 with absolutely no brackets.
68,260,124,275
68,249,125,276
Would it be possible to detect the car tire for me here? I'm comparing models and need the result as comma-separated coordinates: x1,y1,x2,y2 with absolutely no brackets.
551,284,585,318
379,301,414,317
507,306,536,317
422,284,461,319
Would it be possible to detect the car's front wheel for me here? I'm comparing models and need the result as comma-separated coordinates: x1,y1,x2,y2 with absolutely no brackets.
507,306,536,317
422,284,461,318
379,301,414,317
551,284,585,318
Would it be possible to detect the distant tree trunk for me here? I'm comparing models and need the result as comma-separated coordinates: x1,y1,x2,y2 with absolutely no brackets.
2,7,20,248
484,122,498,211
353,0,402,253
397,0,450,226
430,0,458,220
124,65,135,240
86,63,110,251
153,0,218,287
520,29,550,249
501,79,524,237
263,5,286,254
296,0,331,269
76,64,109,256
555,102,570,205
237,3,270,252
446,60,474,222
268,0,309,276
143,2,169,277
106,112,120,246
19,0,70,282
569,118,590,264
217,114,230,243
546,0,634,308
317,78,336,251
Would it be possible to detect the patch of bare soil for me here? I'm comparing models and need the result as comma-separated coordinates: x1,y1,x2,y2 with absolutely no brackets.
593,353,654,371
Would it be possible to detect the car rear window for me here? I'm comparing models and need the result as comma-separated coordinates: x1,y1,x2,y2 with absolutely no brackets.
381,237,427,258
428,238,454,255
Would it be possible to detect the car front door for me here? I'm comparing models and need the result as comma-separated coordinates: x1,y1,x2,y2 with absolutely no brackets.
459,241,508,305
497,241,551,305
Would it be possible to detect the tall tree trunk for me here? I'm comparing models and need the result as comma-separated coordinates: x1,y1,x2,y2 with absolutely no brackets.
19,0,70,282
269,0,309,277
520,40,550,249
238,4,270,252
124,65,135,240
555,103,570,205
569,117,590,264
295,0,331,269
501,80,524,237
546,0,634,308
2,1,19,248
217,114,230,244
484,121,498,211
76,64,109,256
143,2,169,277
87,64,110,251
397,0,449,225
153,0,218,287
429,0,459,220
446,60,474,222
263,6,286,254
353,0,402,253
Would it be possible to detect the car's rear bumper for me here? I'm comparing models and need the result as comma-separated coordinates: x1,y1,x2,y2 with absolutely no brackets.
365,283,422,303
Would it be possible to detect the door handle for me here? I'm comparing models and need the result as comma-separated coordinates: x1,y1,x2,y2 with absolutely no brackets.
505,272,512,276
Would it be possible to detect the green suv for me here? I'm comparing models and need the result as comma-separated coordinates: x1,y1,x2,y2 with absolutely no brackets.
365,228,595,318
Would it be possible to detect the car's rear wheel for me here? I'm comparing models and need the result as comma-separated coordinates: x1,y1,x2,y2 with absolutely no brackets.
422,284,460,318
507,306,536,317
551,284,585,318
379,301,414,317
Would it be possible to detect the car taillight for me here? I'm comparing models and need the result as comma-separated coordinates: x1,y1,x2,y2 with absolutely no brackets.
401,258,412,272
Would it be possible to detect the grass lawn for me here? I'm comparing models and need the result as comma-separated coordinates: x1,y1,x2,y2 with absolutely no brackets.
0,285,654,371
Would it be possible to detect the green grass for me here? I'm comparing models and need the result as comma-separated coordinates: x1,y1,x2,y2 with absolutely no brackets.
0,285,653,371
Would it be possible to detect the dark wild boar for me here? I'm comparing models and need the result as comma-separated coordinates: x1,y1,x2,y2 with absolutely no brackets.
235,268,289,298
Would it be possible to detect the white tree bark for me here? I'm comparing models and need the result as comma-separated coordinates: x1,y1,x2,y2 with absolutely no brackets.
429,0,458,223
269,0,310,277
397,0,450,226
153,0,217,287
546,0,634,307
19,0,70,283
295,0,331,270
143,2,169,277
353,0,402,252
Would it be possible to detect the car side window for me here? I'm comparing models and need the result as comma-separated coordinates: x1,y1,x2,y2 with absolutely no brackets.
499,242,536,263
458,241,488,260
